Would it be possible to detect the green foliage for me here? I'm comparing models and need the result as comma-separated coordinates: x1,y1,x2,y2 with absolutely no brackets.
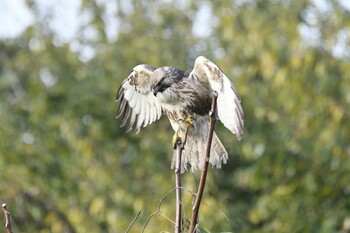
0,0,349,232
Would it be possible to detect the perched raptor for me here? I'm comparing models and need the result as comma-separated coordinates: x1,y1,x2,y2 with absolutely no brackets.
116,56,244,172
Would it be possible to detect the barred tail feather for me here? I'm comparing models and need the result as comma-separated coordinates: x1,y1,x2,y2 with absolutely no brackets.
171,133,228,173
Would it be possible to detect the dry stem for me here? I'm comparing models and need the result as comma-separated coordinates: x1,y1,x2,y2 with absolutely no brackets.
189,91,218,233
174,125,190,233
125,211,141,233
174,140,183,233
2,203,13,233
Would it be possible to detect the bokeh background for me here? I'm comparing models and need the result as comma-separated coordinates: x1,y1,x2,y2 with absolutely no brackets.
1,0,350,232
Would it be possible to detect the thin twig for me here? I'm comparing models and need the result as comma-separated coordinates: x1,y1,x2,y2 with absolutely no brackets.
142,188,176,233
125,211,141,233
2,203,13,233
200,202,230,222
142,187,196,233
174,125,190,233
189,91,218,233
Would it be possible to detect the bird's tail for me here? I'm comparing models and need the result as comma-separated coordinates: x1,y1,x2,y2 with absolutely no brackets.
171,132,228,173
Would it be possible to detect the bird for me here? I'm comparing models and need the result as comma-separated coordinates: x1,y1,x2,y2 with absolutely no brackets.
116,56,244,172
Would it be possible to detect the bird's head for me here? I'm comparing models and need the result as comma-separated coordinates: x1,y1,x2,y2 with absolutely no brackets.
152,67,183,97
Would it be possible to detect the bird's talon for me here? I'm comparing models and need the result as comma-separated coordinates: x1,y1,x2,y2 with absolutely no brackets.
173,132,182,149
183,118,194,129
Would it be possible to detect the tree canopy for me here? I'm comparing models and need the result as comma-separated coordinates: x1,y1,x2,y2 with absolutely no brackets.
1,0,349,232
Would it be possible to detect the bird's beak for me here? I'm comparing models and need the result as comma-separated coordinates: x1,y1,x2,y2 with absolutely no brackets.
153,85,160,96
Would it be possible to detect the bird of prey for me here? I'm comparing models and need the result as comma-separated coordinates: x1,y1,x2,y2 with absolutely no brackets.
116,56,244,172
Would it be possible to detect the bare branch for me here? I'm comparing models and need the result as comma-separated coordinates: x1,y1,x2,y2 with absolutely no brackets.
142,188,176,233
125,211,141,233
174,140,183,233
2,203,13,233
189,91,218,233
174,125,190,233
142,187,196,233
200,202,230,222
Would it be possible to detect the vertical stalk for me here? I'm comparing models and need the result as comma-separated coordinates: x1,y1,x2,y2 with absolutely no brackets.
189,92,218,233
174,140,183,233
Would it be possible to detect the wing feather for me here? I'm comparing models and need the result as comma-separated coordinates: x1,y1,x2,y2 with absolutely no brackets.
127,111,137,132
116,64,163,133
149,99,155,124
128,92,138,109
135,96,146,133
190,56,244,140
120,106,131,128
155,99,162,119
116,94,127,117
143,100,150,127
134,93,142,114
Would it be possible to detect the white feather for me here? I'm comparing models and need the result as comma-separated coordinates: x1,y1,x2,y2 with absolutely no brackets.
143,98,150,127
116,64,163,133
135,95,146,131
124,84,135,101
148,97,155,123
134,93,142,114
191,56,244,140
127,111,137,132
216,76,242,139
129,91,139,109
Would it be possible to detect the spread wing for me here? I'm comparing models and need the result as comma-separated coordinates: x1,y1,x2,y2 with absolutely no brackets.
190,56,244,140
116,64,163,133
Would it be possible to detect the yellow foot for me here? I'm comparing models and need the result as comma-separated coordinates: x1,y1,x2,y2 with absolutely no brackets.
173,131,182,149
182,118,194,129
